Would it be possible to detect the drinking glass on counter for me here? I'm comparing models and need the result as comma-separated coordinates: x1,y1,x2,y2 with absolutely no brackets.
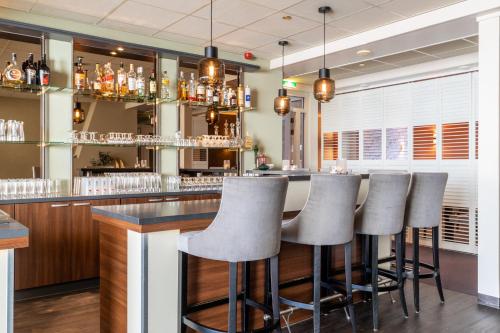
0,119,24,142
0,178,61,199
73,173,162,196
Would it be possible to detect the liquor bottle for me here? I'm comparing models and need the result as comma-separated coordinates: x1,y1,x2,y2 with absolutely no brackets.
196,80,205,103
213,87,219,106
149,70,157,99
3,53,23,88
237,83,244,107
160,70,170,99
102,62,115,96
136,66,145,100
177,71,187,101
127,64,137,96
25,53,37,88
206,85,213,104
117,62,127,97
230,88,237,107
92,64,102,95
188,73,196,102
74,56,85,91
39,54,50,87
84,69,90,91
244,85,251,108
222,84,229,106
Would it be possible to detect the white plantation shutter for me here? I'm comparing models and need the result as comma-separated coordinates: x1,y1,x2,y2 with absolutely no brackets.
322,72,477,254
363,129,382,160
323,132,338,161
192,149,208,169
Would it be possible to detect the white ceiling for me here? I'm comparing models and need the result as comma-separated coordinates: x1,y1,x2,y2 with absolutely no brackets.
0,0,466,60
291,36,478,84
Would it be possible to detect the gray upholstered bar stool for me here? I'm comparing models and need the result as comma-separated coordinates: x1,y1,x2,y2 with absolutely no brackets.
354,173,410,331
177,177,288,333
279,174,361,333
404,172,448,313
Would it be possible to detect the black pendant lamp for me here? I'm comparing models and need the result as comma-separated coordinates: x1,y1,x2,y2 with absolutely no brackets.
313,6,335,103
198,0,224,86
274,41,290,116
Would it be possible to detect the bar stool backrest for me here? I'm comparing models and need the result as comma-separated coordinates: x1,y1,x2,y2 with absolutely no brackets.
284,174,361,246
405,172,448,228
355,173,411,235
196,176,288,262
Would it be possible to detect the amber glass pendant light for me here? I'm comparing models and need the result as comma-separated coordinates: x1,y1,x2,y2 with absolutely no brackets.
205,104,219,125
198,0,224,86
73,100,85,124
274,41,290,116
313,6,335,103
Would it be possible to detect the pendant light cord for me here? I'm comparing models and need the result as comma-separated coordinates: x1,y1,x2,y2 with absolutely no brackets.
210,0,213,46
282,43,285,88
323,10,326,68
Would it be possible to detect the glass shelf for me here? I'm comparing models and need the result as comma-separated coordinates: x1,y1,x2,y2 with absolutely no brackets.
0,140,245,150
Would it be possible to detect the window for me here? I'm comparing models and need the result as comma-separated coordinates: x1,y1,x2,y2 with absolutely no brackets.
442,206,470,245
341,131,359,160
386,127,408,160
323,132,338,160
363,129,382,160
442,122,469,160
413,125,437,160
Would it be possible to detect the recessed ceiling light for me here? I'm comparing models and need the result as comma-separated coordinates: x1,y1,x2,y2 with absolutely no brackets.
110,51,117,56
282,15,292,20
356,49,371,56
358,63,365,67
117,47,124,52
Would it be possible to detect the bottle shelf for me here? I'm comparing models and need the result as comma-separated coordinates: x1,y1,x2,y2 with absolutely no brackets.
0,140,247,150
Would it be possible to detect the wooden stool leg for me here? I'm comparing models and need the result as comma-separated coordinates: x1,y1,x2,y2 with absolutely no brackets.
270,255,282,333
413,228,420,314
228,262,238,333
345,242,356,332
432,226,445,303
371,236,379,331
396,232,408,318
178,252,188,333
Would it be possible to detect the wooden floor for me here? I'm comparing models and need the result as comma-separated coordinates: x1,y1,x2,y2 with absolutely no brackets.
14,284,499,332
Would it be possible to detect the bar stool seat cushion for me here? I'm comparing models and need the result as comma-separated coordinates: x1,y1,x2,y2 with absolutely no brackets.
177,177,288,263
282,174,361,246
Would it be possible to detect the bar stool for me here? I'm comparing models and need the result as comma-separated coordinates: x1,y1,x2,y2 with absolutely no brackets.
177,177,288,333
354,173,410,331
279,174,361,333
404,172,448,313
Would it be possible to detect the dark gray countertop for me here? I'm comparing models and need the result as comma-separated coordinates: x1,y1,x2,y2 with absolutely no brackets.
92,199,220,225
247,170,369,180
0,189,220,205
0,210,29,239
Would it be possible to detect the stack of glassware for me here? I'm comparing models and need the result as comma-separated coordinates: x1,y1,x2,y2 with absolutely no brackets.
166,176,223,191
0,178,61,199
73,173,162,196
0,119,25,142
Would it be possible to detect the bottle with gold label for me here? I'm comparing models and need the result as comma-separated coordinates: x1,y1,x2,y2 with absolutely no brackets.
177,71,187,101
92,64,102,95
74,56,85,91
117,62,127,97
102,62,115,96
237,83,244,107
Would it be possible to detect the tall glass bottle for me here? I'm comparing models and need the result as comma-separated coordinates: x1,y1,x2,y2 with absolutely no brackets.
127,64,137,96
74,56,85,91
92,64,102,95
188,72,196,102
136,66,145,100
196,79,205,103
177,71,187,101
117,61,127,97
160,70,170,99
102,62,114,96
149,70,156,99
25,53,37,88
39,54,50,87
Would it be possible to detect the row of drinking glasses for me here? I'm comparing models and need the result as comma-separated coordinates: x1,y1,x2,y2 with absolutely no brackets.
200,135,243,148
0,178,62,199
181,176,224,191
73,173,162,196
0,119,25,142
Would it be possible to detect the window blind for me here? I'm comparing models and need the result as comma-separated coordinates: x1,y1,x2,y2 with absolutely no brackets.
341,131,359,160
363,129,382,160
386,127,408,160
413,125,437,160
323,132,338,160
442,122,469,160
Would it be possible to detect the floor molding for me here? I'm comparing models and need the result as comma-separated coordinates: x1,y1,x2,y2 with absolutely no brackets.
478,293,500,309
14,278,99,301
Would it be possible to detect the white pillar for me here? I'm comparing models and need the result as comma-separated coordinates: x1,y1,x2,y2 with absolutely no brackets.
477,11,500,308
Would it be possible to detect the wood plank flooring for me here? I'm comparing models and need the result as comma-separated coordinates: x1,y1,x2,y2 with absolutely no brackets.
14,284,499,332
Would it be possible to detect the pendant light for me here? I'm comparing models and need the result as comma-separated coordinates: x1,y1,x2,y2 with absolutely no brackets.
313,6,335,103
274,40,290,116
205,104,219,125
73,100,85,124
198,0,224,86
